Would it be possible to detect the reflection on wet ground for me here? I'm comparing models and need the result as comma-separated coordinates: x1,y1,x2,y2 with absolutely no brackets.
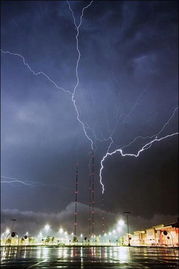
0,246,179,268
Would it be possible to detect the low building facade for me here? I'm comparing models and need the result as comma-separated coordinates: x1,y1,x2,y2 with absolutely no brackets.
121,221,179,247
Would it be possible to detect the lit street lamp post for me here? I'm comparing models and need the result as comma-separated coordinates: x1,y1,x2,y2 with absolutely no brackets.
11,219,16,231
124,211,131,246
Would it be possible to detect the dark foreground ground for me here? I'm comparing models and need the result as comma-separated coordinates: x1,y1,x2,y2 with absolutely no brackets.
0,246,179,269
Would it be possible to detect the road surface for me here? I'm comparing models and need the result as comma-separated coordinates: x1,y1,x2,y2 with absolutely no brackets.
1,246,179,268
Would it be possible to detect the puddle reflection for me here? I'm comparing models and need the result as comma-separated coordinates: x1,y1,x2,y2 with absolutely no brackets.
1,246,178,268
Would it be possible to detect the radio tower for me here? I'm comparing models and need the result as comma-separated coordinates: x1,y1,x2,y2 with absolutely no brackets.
88,165,92,237
91,152,95,236
74,163,79,239
88,150,95,238
101,195,105,234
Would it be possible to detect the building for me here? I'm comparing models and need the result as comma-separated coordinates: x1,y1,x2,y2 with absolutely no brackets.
121,219,179,247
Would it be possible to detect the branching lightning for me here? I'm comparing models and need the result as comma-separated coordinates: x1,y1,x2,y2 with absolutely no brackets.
67,0,94,150
1,2,178,196
1,176,35,186
0,49,71,95
1,1,94,149
99,107,178,194
118,107,179,151
1,176,71,190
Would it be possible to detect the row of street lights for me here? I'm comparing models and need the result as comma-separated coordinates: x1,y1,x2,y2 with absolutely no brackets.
1,212,131,245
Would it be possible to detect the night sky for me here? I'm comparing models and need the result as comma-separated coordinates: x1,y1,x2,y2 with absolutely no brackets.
1,1,178,235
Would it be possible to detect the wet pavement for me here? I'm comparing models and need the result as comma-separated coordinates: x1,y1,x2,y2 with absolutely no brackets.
0,246,179,268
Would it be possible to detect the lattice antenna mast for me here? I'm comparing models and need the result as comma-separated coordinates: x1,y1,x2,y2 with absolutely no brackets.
74,163,79,237
88,166,92,237
101,195,105,235
91,151,95,237
88,151,95,238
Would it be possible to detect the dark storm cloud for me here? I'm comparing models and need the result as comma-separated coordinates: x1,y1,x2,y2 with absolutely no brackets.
1,1,178,233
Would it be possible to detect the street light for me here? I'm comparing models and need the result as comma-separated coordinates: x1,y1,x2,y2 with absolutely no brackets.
123,211,131,246
80,233,83,242
5,228,10,234
38,232,42,238
118,219,125,226
59,227,63,234
44,224,50,231
11,219,16,231
1,233,4,239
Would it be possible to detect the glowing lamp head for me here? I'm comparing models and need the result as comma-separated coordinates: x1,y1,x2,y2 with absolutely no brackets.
44,224,50,231
59,227,63,234
118,219,125,226
5,228,10,234
38,232,42,237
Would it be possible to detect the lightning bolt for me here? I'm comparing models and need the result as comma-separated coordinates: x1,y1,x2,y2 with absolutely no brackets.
122,89,147,123
67,0,94,150
95,89,147,144
1,180,32,186
1,49,71,95
121,106,178,150
1,176,34,186
99,107,178,194
1,3,178,196
1,1,95,149
1,175,71,191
